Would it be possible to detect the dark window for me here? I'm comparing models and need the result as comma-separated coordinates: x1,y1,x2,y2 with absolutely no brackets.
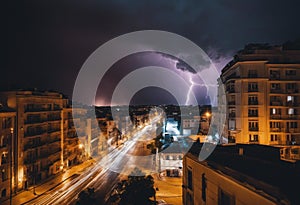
202,174,207,202
1,189,6,197
248,109,258,117
187,169,193,190
248,82,258,92
219,189,235,205
286,70,296,76
249,121,259,131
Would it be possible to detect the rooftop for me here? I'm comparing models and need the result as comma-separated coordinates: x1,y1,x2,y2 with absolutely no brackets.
222,41,300,74
186,141,300,205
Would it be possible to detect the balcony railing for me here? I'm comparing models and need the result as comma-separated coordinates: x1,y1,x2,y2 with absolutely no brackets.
270,89,282,93
48,128,61,133
270,101,282,106
229,113,236,118
47,117,62,122
248,101,258,105
24,119,47,124
249,127,259,131
270,114,281,119
248,88,258,92
228,101,236,105
24,130,46,137
270,74,280,80
286,89,299,94
270,128,281,132
248,113,258,117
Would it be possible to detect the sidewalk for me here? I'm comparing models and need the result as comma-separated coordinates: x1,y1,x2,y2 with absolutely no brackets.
153,173,182,205
1,159,96,205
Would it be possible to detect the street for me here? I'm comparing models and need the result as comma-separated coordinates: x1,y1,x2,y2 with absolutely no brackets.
3,113,163,205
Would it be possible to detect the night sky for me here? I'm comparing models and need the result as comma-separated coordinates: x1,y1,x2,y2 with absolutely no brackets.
5,0,300,105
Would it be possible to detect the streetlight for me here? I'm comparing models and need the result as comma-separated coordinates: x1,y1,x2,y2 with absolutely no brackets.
10,128,13,205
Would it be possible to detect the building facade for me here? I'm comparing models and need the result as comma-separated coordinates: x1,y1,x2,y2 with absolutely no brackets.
0,90,68,189
220,44,300,145
0,106,16,200
183,142,300,205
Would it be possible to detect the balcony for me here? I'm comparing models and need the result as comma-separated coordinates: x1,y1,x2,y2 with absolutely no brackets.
229,113,236,118
228,101,236,105
24,130,46,137
249,127,259,131
270,74,280,80
48,128,61,134
248,88,258,92
270,89,282,93
24,142,47,151
270,128,281,132
248,113,258,117
48,117,62,122
248,101,258,105
270,114,281,119
24,118,47,125
270,101,282,106
286,128,300,133
48,137,61,144
286,89,299,94
25,107,51,113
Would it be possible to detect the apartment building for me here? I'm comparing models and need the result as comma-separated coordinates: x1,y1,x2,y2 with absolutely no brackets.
220,43,300,145
0,90,68,189
62,107,87,168
0,105,16,199
183,141,300,205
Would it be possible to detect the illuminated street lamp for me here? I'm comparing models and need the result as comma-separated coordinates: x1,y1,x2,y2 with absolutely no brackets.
10,128,13,205
78,143,84,149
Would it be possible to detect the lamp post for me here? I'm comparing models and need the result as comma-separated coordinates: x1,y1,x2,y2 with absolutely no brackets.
10,127,13,205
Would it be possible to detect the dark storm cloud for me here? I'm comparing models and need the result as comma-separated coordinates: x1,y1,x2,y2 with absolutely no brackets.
4,0,300,103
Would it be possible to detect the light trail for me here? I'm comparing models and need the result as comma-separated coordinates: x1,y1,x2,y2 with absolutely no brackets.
25,113,163,205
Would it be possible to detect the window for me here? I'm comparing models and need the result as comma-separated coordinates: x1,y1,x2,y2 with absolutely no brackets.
287,96,294,102
218,189,235,205
1,168,7,182
187,169,193,190
288,108,294,115
270,108,281,115
248,95,258,105
202,174,207,202
249,121,259,131
287,122,298,128
271,134,279,141
227,82,235,93
228,120,236,130
249,134,259,142
270,122,281,128
248,109,258,117
286,70,296,76
286,83,296,90
248,82,258,92
270,70,280,79
271,83,281,91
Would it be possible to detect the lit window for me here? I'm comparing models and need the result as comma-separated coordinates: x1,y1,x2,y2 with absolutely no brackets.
288,108,294,115
287,96,294,102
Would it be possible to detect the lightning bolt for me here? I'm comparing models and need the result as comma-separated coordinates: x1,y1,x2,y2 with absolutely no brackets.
185,73,218,105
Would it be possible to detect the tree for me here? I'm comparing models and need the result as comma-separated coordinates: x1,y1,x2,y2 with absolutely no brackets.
112,168,156,205
76,187,95,205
